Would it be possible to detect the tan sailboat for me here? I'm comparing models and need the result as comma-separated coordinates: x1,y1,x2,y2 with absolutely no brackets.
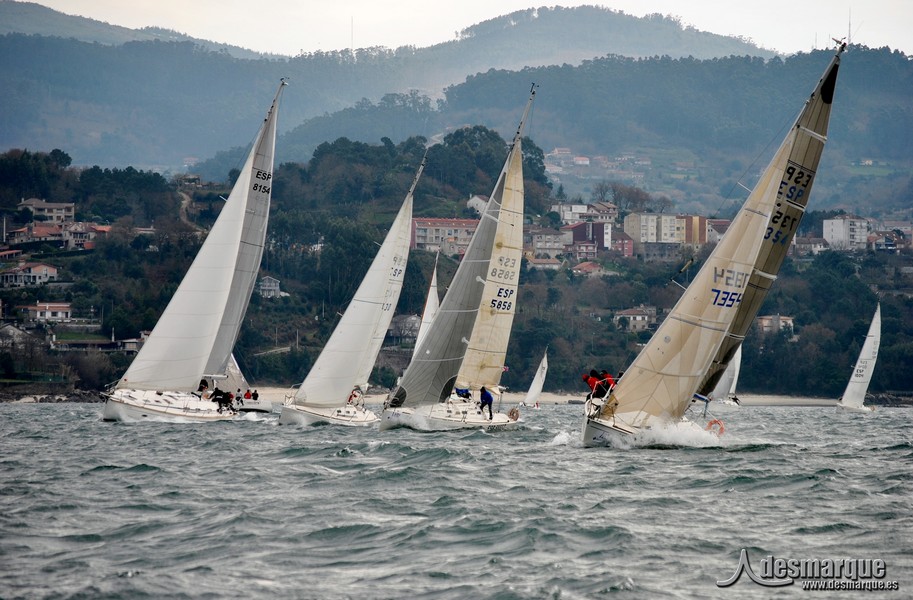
583,44,846,446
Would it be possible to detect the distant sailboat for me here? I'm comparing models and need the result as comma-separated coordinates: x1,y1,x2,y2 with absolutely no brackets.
837,303,880,413
380,85,536,432
583,44,845,446
707,345,741,411
102,80,286,422
521,349,548,410
278,155,425,426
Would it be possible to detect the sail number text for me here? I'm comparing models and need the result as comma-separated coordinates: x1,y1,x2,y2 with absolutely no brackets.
491,256,518,281
251,169,272,194
766,162,814,244
711,267,748,307
489,287,515,311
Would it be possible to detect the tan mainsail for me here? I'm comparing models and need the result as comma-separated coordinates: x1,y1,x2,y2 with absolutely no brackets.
387,85,536,409
698,47,843,396
455,134,525,391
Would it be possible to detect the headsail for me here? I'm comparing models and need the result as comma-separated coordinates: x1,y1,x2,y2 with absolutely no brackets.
117,81,286,392
387,85,536,409
523,350,548,406
709,345,741,400
412,253,440,358
293,155,424,407
698,45,844,397
838,303,881,409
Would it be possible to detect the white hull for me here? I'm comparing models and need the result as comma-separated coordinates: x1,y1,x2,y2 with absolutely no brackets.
102,389,236,423
709,398,741,412
234,398,274,413
836,402,875,413
582,415,641,447
278,403,379,427
379,399,519,432
582,402,710,447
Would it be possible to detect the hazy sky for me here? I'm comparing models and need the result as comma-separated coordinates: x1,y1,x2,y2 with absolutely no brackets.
30,0,913,56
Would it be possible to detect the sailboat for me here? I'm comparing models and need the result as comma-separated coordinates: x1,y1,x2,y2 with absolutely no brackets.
102,80,286,422
837,303,880,413
583,44,845,447
707,345,741,411
696,46,846,402
278,155,426,426
520,350,548,410
379,85,536,432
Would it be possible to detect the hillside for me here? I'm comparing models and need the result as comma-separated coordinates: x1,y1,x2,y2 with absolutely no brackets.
214,46,913,217
0,2,776,168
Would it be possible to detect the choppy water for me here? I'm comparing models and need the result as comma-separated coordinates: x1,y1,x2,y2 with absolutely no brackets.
1,401,911,599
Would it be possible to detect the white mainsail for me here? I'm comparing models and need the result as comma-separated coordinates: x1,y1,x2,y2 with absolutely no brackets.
291,156,424,408
412,254,440,359
587,45,845,437
116,81,285,393
385,86,536,410
838,303,881,410
522,350,548,406
698,46,844,397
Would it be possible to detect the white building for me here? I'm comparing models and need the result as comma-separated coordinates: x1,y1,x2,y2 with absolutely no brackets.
823,215,869,250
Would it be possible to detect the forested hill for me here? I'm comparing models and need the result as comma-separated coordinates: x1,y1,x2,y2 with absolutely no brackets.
1,2,774,167
217,46,912,217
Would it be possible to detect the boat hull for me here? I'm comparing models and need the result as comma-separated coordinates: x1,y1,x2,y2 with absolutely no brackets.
278,403,379,427
708,398,741,412
837,403,875,413
102,390,236,423
582,415,640,447
379,400,519,432
234,398,274,413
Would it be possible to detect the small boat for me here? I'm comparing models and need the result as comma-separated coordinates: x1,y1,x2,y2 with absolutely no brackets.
103,81,286,422
836,303,880,413
380,85,536,432
278,155,425,426
583,43,845,447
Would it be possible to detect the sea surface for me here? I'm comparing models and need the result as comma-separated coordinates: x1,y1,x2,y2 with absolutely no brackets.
1,399,911,599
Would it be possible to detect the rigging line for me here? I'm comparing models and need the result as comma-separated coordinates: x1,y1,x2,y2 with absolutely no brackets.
713,114,792,219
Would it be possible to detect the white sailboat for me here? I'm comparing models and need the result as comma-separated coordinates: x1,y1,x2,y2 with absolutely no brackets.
380,85,536,432
521,350,548,410
707,345,741,411
278,156,426,426
837,303,880,413
102,80,286,422
583,44,845,447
